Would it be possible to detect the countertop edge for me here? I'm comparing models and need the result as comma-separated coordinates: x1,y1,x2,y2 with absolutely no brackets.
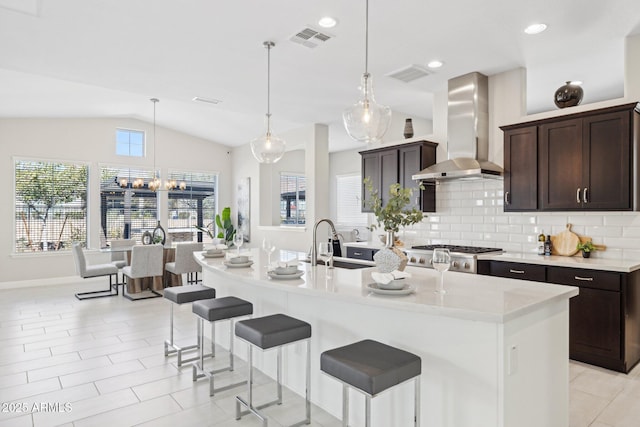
483,253,640,273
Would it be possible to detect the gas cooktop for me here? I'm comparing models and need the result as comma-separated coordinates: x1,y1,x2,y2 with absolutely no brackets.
410,244,502,254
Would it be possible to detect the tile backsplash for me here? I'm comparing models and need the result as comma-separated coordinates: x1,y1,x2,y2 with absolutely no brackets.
398,180,640,261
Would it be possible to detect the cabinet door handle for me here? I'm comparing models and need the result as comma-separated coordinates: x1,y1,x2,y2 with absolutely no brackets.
504,191,510,205
576,188,582,204
574,276,594,281
583,187,588,203
509,269,525,274
353,252,363,256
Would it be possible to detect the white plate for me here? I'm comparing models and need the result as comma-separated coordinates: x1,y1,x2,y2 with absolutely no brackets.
203,252,224,258
366,283,415,296
268,270,304,280
223,261,254,268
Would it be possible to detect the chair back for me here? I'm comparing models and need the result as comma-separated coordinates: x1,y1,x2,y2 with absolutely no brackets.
129,244,164,278
71,242,88,278
172,242,203,274
110,239,135,263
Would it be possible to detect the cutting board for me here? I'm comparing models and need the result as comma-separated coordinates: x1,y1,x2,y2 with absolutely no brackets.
551,224,580,256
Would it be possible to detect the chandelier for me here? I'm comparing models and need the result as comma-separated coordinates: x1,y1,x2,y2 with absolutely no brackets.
117,98,185,191
343,0,391,143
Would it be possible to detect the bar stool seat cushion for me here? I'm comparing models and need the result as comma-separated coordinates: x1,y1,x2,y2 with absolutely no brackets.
193,297,253,322
163,285,216,304
320,339,421,396
235,314,311,350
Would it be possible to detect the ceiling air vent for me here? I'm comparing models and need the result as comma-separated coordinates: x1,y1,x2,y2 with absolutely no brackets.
386,65,431,83
290,26,334,48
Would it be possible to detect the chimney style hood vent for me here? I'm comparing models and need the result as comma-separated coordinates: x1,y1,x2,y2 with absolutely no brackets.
412,72,503,182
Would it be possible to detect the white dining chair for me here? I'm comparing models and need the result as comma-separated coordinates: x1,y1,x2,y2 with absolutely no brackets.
110,238,135,287
72,243,119,300
165,242,203,286
121,244,164,300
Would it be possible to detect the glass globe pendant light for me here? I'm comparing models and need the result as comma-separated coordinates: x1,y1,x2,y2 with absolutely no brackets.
251,41,286,163
343,0,391,144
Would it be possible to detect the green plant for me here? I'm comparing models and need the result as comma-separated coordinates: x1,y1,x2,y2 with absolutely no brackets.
215,207,236,243
364,177,425,233
577,241,597,253
195,207,236,243
194,222,215,239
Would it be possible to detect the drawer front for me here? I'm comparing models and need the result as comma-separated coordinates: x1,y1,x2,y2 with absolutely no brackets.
547,267,621,292
489,261,546,282
346,247,376,261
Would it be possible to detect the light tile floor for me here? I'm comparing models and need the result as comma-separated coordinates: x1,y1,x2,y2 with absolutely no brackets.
0,279,638,427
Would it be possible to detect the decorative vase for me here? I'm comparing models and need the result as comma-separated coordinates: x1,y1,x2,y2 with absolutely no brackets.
373,230,408,272
152,220,166,245
554,81,583,108
403,118,414,139
582,251,591,258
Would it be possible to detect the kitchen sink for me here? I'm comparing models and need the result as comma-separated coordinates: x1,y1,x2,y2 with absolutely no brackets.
304,259,372,269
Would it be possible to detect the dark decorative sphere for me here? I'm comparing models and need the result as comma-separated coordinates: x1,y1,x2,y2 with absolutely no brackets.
554,81,583,108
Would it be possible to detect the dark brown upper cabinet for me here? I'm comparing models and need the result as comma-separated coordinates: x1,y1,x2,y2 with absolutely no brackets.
503,125,538,211
360,140,438,213
501,102,640,212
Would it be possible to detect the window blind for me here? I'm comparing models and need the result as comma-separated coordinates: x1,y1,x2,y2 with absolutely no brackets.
15,160,88,252
336,174,368,226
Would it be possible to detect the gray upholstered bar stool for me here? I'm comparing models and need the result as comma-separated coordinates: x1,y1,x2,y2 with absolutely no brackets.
235,314,312,427
191,296,253,396
320,339,422,427
163,285,216,366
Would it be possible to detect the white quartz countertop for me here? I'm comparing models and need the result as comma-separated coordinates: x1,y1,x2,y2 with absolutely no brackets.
195,248,578,324
484,252,640,273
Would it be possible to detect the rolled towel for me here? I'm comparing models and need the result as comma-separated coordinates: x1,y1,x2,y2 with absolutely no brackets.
371,272,395,285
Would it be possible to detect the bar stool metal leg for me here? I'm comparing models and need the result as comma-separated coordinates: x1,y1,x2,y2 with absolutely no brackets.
192,317,247,396
235,337,311,427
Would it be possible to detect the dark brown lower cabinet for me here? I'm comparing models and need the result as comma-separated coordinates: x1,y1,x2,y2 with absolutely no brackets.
478,260,640,373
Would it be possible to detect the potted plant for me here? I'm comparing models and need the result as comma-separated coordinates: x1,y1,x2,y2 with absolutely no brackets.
576,241,596,258
194,207,236,246
364,177,425,247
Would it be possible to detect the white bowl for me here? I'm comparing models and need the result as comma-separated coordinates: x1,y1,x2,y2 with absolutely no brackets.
229,255,249,264
274,266,298,275
376,279,406,290
206,248,223,255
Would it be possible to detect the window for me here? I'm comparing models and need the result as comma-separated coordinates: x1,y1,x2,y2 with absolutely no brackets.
116,129,144,157
167,171,217,243
336,174,368,226
15,159,88,253
99,166,157,245
280,174,306,225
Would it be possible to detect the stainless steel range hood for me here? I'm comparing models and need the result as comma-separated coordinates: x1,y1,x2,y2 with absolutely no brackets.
412,72,503,181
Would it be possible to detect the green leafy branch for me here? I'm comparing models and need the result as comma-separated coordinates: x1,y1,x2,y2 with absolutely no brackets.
364,177,425,233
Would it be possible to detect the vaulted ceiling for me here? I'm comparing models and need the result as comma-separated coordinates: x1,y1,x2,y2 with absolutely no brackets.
1,0,639,151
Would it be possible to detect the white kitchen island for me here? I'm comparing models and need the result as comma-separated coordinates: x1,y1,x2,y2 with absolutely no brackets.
195,249,578,427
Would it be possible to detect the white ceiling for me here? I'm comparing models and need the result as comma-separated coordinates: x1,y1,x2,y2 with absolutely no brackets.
0,0,639,152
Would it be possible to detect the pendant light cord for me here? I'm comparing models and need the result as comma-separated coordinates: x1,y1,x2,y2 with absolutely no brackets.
364,0,369,75
151,98,159,179
263,41,274,134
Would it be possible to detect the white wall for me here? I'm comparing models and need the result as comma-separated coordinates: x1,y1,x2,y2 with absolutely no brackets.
0,118,232,284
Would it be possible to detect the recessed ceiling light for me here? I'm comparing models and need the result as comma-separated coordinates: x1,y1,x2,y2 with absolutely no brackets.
524,23,547,35
427,60,444,69
318,16,337,28
192,96,221,105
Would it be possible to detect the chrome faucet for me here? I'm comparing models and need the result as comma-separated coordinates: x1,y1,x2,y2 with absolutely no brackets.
311,218,339,267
